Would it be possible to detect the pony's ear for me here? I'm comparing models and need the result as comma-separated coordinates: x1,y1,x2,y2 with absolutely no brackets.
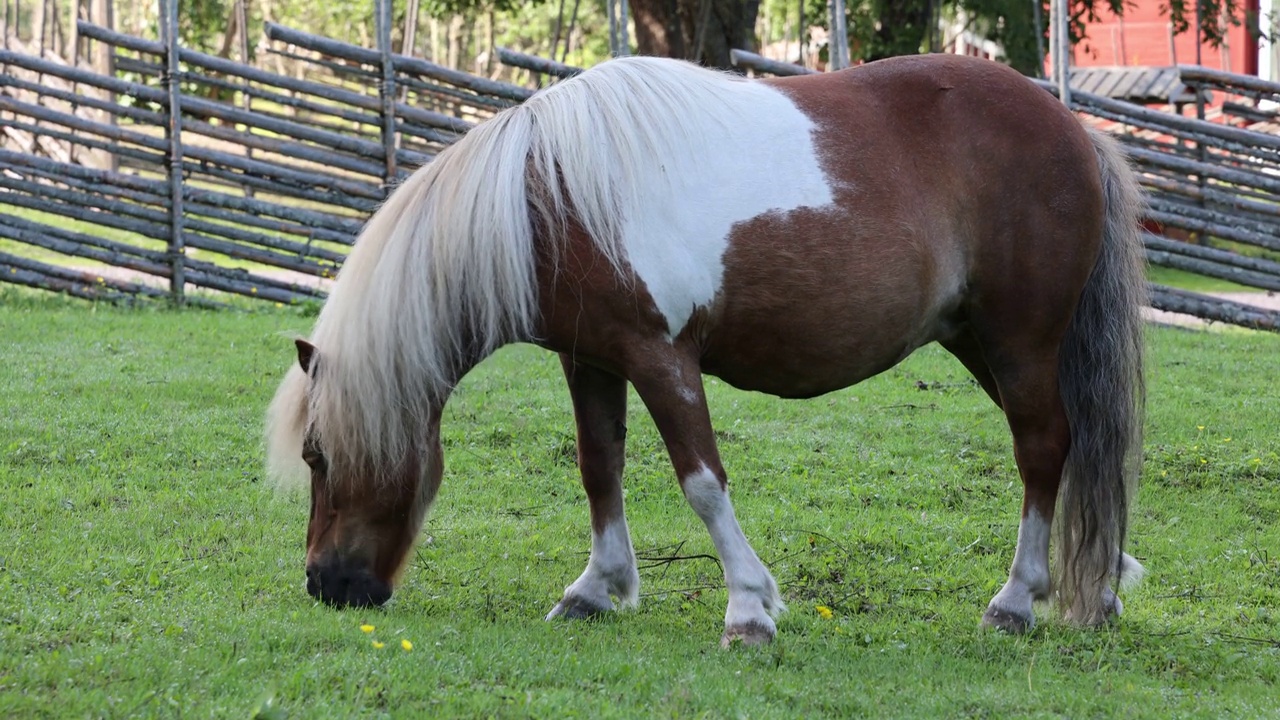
295,339,318,374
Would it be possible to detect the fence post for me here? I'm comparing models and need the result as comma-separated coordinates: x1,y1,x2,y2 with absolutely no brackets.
161,0,184,302
376,0,397,192
236,0,253,198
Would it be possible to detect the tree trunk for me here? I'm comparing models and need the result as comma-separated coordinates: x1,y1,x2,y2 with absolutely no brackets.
34,0,46,54
447,14,463,69
629,0,760,69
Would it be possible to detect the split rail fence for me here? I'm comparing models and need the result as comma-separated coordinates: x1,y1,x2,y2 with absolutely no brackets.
2,25,1279,333
0,5,527,305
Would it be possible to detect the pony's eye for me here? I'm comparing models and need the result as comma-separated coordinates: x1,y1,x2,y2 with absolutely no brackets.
303,451,328,472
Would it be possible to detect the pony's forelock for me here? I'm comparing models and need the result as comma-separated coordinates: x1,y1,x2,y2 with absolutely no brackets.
265,363,310,492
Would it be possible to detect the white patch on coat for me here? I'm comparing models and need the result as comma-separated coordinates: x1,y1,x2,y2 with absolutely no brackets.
617,84,834,337
682,466,783,631
987,508,1051,617
558,518,639,609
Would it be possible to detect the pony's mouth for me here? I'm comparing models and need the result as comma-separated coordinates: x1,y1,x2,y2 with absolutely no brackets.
306,563,392,608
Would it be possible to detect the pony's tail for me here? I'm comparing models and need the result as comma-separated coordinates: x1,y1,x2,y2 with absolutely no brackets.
1054,129,1148,625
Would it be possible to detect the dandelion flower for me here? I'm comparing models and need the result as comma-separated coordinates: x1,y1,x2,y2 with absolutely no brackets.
1197,425,1205,431
815,605,833,620
371,641,385,649
360,624,375,633
401,639,413,651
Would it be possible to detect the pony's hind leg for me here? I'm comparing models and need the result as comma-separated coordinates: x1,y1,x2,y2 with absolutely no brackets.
546,356,640,620
948,337,1069,633
626,346,783,647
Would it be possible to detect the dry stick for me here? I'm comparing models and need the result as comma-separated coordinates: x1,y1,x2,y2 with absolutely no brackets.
0,258,131,301
0,159,350,260
497,46,581,79
1145,250,1280,292
0,211,324,296
376,0,399,186
0,217,318,303
1143,233,1280,277
1140,174,1280,222
0,190,335,278
0,172,347,263
263,22,533,102
0,92,385,206
77,21,476,134
2,47,448,168
1149,284,1280,331
0,249,226,306
160,0,184,302
1146,196,1280,244
729,49,817,76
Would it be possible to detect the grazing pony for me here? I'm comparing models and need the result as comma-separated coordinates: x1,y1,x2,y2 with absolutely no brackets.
267,53,1147,645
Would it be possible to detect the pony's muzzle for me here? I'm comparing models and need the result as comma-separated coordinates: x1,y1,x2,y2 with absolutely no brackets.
306,561,391,608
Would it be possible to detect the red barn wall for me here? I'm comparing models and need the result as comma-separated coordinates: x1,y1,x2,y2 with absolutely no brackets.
1065,0,1259,74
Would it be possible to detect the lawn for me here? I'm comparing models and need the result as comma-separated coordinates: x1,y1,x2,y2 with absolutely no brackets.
0,293,1277,718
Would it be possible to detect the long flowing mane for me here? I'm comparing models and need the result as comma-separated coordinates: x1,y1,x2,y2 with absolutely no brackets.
266,57,753,486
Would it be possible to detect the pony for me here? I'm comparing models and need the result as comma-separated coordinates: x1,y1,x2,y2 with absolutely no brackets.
266,52,1147,646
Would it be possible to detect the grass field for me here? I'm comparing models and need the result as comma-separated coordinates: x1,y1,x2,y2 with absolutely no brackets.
1,293,1277,718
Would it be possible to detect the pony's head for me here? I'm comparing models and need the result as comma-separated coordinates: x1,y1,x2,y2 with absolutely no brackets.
268,339,444,608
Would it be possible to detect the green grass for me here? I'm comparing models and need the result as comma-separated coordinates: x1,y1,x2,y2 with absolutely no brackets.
0,296,1277,718
1146,265,1255,294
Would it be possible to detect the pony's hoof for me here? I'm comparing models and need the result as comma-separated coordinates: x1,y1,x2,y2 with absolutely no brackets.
545,595,613,621
982,606,1034,634
1102,588,1124,618
720,621,776,648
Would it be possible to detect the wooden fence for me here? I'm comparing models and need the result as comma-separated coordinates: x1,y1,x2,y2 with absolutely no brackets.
0,3,526,305
3,26,1280,332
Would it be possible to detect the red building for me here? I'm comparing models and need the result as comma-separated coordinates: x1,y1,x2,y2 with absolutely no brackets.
1069,0,1263,76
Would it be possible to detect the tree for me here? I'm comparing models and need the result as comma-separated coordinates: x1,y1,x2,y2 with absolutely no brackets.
628,0,762,68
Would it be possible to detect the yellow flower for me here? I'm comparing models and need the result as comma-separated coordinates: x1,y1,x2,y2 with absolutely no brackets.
1197,425,1205,431
1253,458,1262,464
815,605,833,620
371,641,385,649
401,639,413,651
1223,438,1232,443
360,624,375,633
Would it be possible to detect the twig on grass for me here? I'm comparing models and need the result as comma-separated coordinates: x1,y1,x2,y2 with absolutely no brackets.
778,528,855,560
1212,632,1280,648
638,583,724,600
634,541,722,577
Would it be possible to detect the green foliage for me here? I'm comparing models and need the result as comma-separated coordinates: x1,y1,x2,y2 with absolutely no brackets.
178,0,232,53
0,300,1277,716
421,0,546,17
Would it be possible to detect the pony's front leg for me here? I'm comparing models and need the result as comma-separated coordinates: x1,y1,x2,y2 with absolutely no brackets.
629,350,783,647
546,356,640,620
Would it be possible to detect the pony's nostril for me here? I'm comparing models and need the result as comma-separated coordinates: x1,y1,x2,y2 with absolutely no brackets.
305,566,321,598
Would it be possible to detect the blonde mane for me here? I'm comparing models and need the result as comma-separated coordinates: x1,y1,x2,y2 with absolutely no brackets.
265,56,752,487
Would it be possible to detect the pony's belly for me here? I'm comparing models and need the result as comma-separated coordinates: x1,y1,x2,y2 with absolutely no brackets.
699,310,943,399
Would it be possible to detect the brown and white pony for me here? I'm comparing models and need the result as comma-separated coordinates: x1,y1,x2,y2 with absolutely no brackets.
267,53,1147,646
